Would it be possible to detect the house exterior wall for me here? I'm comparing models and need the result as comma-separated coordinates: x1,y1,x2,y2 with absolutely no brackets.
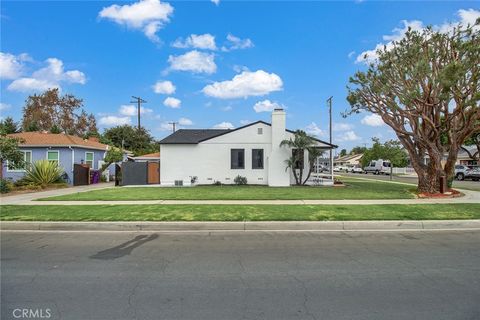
2,146,106,184
159,117,318,187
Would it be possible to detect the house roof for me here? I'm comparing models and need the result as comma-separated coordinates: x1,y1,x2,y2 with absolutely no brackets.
7,131,109,151
159,121,338,148
131,152,160,159
159,129,230,144
335,153,363,162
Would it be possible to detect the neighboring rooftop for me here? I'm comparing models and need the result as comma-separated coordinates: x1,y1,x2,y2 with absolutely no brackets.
7,131,109,150
133,152,160,159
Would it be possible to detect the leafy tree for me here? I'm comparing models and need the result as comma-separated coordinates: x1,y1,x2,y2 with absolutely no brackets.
346,21,480,193
50,125,62,134
100,147,124,171
339,149,347,157
0,117,20,134
361,138,408,168
102,125,158,156
22,88,97,136
280,130,323,185
350,146,367,155
0,135,24,178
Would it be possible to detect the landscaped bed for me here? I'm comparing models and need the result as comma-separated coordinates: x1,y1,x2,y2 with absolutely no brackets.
38,179,416,201
2,204,479,221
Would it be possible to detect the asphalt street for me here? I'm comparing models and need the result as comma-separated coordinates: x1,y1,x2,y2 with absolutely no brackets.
341,172,480,191
2,230,480,320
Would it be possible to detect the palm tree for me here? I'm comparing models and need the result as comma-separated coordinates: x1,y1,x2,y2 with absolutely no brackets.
303,147,324,184
280,130,319,185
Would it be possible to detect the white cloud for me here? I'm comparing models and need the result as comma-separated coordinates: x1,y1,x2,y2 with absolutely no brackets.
172,34,217,50
153,80,176,94
119,104,152,116
0,52,30,79
213,121,234,129
203,70,283,99
361,114,385,127
211,0,220,5
347,51,356,59
221,34,254,51
253,99,283,113
305,122,326,138
178,117,193,126
168,50,216,74
333,123,353,131
98,0,174,42
99,115,131,126
336,130,360,142
240,120,252,126
7,57,86,92
356,9,480,64
0,103,11,111
221,106,232,111
163,97,181,108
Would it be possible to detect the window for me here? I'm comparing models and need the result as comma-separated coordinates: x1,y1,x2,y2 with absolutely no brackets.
7,151,32,171
47,151,59,163
257,128,263,135
252,149,264,169
292,149,304,169
231,149,245,169
85,152,94,168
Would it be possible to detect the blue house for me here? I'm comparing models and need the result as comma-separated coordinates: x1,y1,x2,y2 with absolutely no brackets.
2,131,113,185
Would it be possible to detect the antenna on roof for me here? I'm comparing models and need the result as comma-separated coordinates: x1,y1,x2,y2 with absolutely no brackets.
130,96,147,130
168,121,179,133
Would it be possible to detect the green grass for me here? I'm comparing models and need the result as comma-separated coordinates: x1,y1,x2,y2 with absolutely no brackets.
39,179,415,201
1,204,479,221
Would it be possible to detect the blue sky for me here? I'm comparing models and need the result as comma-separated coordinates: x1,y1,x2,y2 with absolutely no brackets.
1,0,479,152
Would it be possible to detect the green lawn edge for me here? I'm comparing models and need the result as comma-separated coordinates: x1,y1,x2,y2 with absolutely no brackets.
37,179,416,201
2,204,479,221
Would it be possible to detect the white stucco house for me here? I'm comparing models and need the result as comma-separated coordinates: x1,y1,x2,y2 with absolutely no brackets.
159,109,337,186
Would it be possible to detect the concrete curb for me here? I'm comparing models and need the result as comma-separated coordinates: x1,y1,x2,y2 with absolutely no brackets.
1,220,480,232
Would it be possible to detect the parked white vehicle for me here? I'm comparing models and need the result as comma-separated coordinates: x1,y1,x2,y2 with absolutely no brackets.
454,164,473,181
334,165,348,172
347,165,363,173
363,159,391,175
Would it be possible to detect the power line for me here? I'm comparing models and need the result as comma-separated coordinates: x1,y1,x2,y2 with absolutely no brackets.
130,96,147,130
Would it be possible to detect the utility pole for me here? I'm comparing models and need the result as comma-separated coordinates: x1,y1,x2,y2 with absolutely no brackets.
169,121,179,133
327,96,333,181
130,96,147,130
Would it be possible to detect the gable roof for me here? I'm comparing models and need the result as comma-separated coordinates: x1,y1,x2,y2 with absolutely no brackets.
159,129,230,144
159,120,337,148
7,131,109,151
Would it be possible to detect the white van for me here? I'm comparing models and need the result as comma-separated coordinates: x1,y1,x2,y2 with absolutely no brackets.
363,159,391,175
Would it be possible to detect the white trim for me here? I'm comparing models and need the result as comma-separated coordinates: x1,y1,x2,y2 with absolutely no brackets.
46,150,60,162
85,151,94,169
6,150,32,172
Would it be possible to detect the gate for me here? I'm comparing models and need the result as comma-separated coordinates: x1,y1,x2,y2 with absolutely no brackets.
121,162,148,186
147,162,160,184
73,164,90,186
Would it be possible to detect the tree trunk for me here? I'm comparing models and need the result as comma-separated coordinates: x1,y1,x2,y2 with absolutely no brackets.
292,168,299,185
407,147,445,194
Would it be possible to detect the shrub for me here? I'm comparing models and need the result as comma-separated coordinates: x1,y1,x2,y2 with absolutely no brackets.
213,180,222,186
234,175,248,185
0,178,12,193
24,160,64,186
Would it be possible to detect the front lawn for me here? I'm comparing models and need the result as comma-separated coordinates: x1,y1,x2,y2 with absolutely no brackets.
2,204,479,221
39,179,415,201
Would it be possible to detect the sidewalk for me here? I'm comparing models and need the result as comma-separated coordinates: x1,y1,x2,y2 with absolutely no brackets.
2,220,480,232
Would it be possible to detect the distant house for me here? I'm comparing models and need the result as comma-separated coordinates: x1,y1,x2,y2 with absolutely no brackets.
158,109,337,186
129,152,160,162
2,131,116,184
334,153,363,167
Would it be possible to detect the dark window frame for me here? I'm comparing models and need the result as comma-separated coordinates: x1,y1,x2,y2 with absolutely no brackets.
231,149,245,169
252,149,264,169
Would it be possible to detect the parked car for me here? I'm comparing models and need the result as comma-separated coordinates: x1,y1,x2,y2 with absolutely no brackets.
464,168,480,181
454,164,473,181
363,159,391,175
347,165,363,173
